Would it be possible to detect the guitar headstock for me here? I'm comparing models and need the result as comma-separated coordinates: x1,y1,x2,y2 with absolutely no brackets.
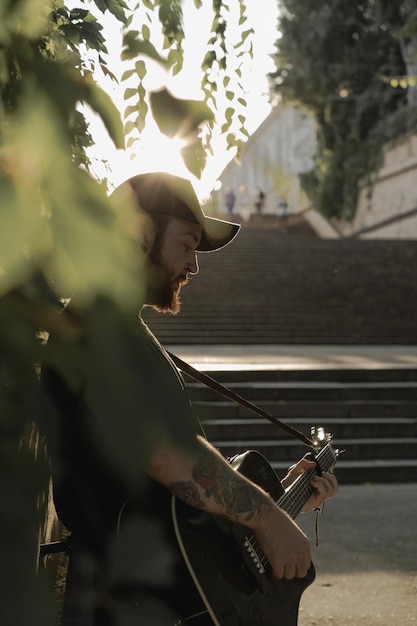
310,426,332,451
311,426,344,473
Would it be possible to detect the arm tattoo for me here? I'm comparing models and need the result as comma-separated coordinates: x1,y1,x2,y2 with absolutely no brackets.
170,480,205,509
170,448,273,523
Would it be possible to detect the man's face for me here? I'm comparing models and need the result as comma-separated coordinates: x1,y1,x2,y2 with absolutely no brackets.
145,217,202,314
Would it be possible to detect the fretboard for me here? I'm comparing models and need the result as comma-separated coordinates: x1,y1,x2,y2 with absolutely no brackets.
277,444,337,519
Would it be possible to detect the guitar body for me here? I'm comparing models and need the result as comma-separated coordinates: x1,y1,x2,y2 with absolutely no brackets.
172,450,317,626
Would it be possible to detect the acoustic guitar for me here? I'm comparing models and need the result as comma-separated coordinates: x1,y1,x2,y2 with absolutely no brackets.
171,432,339,626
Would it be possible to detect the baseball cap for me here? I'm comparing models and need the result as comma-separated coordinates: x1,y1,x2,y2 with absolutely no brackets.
114,171,240,252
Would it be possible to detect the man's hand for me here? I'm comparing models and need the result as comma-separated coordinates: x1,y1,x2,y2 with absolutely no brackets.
253,508,312,580
281,456,339,512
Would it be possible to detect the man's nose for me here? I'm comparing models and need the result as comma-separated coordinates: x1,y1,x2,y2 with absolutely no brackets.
188,253,199,275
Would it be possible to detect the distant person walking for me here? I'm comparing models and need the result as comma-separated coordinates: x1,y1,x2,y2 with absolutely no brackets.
225,188,236,218
254,187,266,215
278,197,288,218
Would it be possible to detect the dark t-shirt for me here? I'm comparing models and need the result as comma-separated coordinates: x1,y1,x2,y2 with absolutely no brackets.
40,316,201,557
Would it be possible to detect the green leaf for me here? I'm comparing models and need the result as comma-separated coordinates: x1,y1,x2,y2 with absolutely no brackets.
124,87,138,100
168,48,184,76
124,103,138,118
224,106,234,123
6,0,47,39
138,98,148,117
121,68,136,81
47,169,143,308
93,0,108,12
135,59,147,79
149,87,214,139
83,82,125,149
0,49,9,84
202,49,216,70
0,179,38,296
180,140,206,179
108,0,129,23
240,28,253,44
93,0,128,23
122,32,169,66
124,120,136,135
136,114,146,133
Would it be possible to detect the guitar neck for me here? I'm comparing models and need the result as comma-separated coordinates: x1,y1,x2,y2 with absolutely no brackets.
277,444,335,519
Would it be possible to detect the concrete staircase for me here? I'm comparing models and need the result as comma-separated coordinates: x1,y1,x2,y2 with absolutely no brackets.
185,367,417,484
142,219,417,344
142,219,417,484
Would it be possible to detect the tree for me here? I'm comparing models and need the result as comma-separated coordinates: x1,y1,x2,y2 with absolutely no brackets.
270,0,417,221
0,1,251,623
397,0,417,106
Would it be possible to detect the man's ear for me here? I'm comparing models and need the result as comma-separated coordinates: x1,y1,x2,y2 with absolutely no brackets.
136,213,156,255
142,228,156,255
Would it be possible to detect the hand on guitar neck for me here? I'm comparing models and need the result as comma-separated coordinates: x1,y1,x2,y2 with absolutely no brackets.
281,455,339,513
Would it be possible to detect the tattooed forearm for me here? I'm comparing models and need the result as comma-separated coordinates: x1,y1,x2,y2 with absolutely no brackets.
171,447,273,523
170,480,205,509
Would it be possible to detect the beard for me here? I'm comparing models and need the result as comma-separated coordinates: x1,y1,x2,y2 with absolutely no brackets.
145,237,188,314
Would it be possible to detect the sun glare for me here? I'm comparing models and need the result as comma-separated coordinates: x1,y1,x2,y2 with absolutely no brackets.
114,131,189,186
85,105,192,192
134,133,188,177
85,0,280,200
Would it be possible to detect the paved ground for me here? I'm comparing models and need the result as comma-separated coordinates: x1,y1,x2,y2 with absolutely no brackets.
170,345,417,626
168,344,417,372
297,483,417,626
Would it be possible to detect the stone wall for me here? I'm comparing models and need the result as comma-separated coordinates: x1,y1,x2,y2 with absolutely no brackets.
334,134,417,239
218,104,417,239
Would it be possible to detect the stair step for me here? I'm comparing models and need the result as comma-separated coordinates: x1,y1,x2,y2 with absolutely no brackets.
270,459,417,484
188,381,417,402
194,400,417,419
142,229,417,345
189,368,417,383
202,417,417,439
212,438,417,461
183,362,417,484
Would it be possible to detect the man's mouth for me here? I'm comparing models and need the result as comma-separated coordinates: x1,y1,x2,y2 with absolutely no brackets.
177,275,188,287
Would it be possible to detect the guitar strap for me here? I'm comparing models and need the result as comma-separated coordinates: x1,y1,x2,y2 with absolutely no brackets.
168,352,316,449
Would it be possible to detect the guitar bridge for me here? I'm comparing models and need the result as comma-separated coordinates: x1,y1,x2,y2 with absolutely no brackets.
244,536,266,574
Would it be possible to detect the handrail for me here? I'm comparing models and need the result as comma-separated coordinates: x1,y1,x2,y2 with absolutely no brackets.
342,206,417,239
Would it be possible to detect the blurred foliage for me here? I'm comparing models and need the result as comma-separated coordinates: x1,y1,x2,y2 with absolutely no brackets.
270,0,417,221
0,0,250,623
121,0,253,162
149,87,215,176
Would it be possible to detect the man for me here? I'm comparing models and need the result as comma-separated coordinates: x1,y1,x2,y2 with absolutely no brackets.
43,171,338,625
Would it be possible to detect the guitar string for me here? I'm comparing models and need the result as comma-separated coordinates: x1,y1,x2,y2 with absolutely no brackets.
245,446,336,570
283,447,336,516
279,447,334,517
248,470,316,570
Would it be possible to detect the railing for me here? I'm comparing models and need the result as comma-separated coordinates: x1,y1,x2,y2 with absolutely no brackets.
342,205,417,239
